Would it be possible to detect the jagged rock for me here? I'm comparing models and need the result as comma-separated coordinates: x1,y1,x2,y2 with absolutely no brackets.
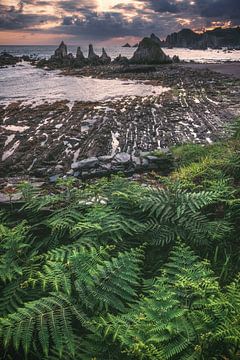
71,157,99,170
150,33,162,46
76,47,85,60
172,55,180,63
53,41,68,59
67,53,74,59
122,43,131,47
100,48,111,65
112,54,129,65
130,37,172,65
133,43,139,48
88,44,100,63
163,27,240,49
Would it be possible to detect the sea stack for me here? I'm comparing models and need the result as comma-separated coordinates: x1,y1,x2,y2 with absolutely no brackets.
122,43,131,48
100,48,111,65
130,37,171,64
76,46,85,60
53,41,68,59
88,44,99,62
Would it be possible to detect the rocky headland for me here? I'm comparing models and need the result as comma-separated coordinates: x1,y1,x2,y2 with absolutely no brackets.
161,27,240,50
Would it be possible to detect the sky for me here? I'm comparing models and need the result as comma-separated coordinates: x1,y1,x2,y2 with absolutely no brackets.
0,0,239,45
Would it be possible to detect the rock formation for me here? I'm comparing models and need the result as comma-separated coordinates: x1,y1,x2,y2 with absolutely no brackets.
100,48,111,65
150,33,162,46
76,47,85,60
130,37,171,65
0,52,22,67
122,43,131,47
113,54,129,65
162,27,240,49
53,41,68,59
88,44,100,64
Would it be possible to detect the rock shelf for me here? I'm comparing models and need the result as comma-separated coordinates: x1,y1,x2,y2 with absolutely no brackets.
0,64,239,179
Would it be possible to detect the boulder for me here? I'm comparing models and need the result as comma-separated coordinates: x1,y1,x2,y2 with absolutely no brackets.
0,52,21,67
130,37,172,65
76,46,85,60
122,43,131,47
100,48,111,65
114,152,131,164
53,41,68,59
172,55,180,63
71,157,99,170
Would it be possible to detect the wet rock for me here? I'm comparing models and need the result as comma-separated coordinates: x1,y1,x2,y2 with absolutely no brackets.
131,37,172,65
0,52,21,67
172,55,180,63
76,47,85,60
113,54,129,65
114,152,131,164
53,41,68,59
122,43,131,47
100,48,111,65
72,157,99,170
88,44,100,64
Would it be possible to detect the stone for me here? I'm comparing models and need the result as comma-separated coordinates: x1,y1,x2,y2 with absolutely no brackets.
53,41,68,59
76,47,85,60
114,152,131,164
150,33,162,46
112,54,129,65
172,55,180,63
88,44,99,63
98,155,113,162
100,48,111,65
130,37,172,65
71,157,99,170
122,43,131,47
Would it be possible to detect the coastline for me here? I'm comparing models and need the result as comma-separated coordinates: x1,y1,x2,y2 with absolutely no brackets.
182,61,240,78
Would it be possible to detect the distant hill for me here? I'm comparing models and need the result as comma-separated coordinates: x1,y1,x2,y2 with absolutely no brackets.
161,27,240,49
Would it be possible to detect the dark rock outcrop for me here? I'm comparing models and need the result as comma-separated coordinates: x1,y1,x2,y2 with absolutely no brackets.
0,53,22,67
76,47,85,60
130,37,172,65
100,48,111,65
162,26,240,49
53,41,68,59
150,33,163,46
122,43,131,47
113,54,129,65
88,44,99,61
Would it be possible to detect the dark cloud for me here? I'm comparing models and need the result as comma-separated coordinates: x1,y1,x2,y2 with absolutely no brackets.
0,0,239,42
0,3,57,30
197,0,240,21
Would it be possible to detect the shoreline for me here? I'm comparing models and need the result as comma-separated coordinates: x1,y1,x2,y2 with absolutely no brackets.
182,62,240,78
1,63,240,182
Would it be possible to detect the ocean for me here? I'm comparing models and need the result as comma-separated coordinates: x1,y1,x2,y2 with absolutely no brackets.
0,45,239,105
1,45,240,63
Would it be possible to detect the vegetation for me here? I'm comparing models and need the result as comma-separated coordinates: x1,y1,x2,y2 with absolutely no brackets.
0,122,240,359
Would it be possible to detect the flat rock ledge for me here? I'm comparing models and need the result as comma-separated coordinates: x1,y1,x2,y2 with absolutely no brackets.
66,150,173,180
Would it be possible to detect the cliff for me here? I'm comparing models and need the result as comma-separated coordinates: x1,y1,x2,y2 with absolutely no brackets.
162,27,240,49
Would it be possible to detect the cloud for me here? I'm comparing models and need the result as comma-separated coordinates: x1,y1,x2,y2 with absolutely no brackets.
0,3,57,30
0,0,239,43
